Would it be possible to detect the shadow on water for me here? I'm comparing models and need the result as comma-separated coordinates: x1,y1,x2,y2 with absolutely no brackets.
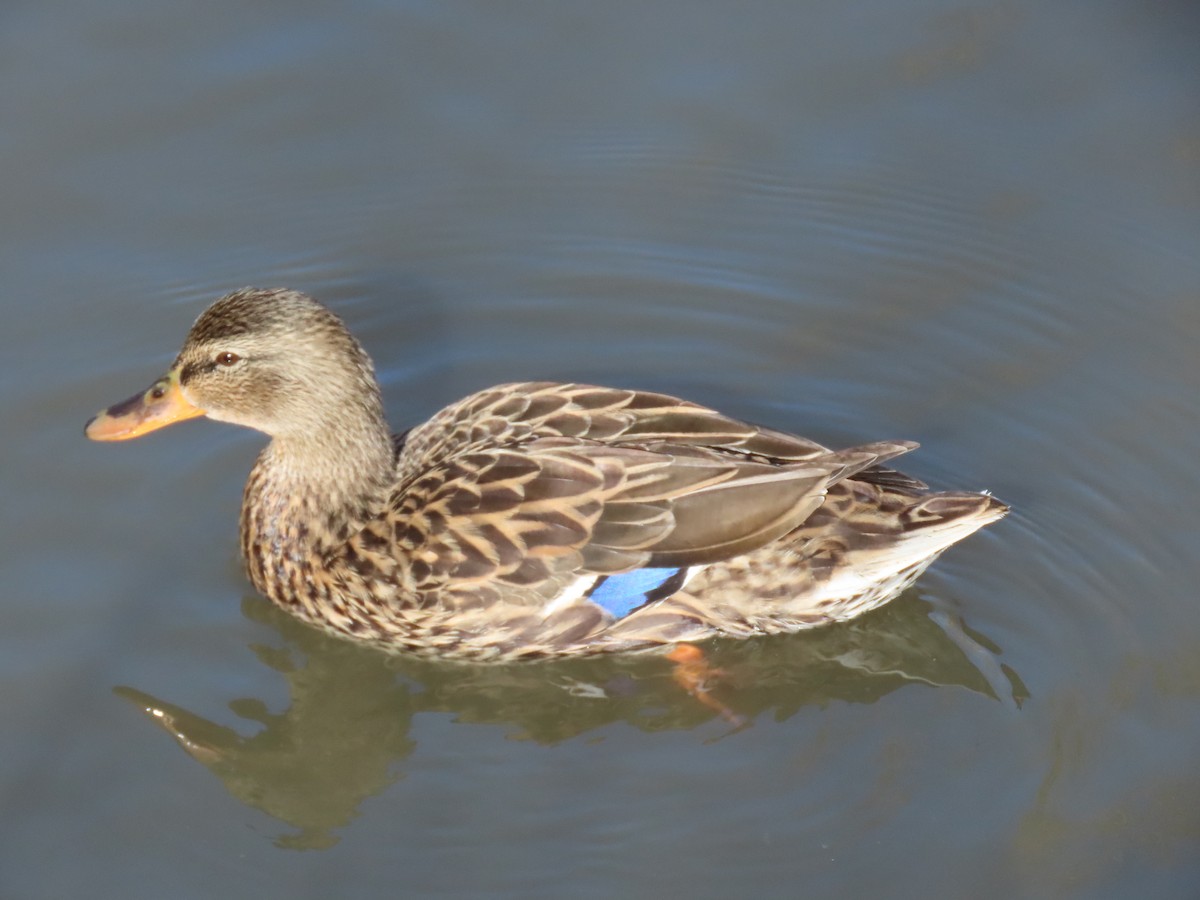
115,591,1026,850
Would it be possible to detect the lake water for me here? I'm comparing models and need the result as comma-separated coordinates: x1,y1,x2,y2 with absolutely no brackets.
3,2,1199,897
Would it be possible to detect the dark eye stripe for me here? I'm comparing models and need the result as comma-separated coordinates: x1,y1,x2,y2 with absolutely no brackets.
179,359,224,384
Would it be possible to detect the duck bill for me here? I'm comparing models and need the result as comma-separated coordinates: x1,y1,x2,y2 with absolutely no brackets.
85,370,204,441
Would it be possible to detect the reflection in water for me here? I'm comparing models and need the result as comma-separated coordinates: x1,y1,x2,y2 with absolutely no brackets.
116,592,1025,850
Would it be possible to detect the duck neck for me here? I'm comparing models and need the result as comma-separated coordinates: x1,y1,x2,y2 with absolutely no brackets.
239,413,394,603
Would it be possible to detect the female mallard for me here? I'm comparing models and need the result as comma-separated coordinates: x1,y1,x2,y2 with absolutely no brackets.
86,288,1006,661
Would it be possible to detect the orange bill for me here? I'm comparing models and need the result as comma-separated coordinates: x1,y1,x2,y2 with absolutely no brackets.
85,370,204,441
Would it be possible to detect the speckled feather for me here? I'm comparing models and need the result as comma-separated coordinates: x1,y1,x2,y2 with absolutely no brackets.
99,289,1008,660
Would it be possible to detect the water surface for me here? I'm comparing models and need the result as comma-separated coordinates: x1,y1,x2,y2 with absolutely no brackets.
3,2,1199,897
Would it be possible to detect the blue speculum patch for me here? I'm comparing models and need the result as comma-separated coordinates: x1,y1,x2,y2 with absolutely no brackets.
586,567,685,619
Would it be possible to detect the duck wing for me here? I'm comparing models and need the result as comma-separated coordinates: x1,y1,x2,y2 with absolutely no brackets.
393,382,848,481
346,383,917,608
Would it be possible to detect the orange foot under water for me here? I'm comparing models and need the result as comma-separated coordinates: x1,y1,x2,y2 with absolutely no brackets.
665,644,749,731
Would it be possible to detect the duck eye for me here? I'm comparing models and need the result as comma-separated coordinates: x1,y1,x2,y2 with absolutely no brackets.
215,352,240,367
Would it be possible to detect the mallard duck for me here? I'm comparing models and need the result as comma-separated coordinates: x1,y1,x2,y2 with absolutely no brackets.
86,288,1006,661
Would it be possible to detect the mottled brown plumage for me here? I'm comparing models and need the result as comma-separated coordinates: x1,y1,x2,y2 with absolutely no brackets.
86,288,1007,659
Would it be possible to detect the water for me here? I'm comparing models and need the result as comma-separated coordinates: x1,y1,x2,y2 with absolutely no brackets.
3,1,1199,897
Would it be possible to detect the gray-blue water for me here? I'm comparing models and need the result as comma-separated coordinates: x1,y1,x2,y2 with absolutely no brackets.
3,2,1199,897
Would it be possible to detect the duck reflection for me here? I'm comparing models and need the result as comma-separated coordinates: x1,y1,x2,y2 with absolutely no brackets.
115,591,1025,849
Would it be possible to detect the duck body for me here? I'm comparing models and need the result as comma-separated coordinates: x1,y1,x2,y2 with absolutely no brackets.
87,288,1007,660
